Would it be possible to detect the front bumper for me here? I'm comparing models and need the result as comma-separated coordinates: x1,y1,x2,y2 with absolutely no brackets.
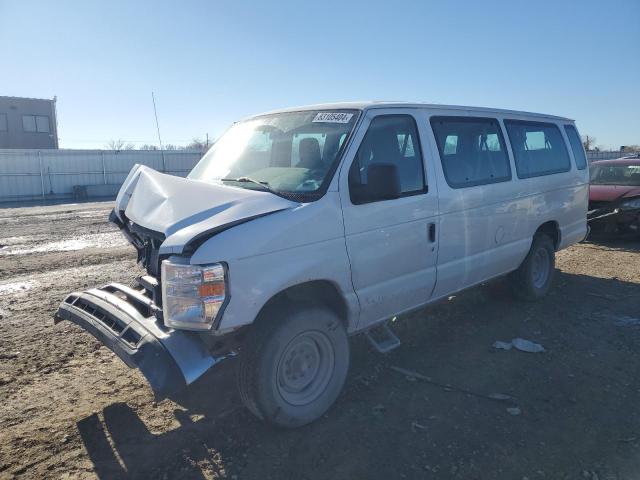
588,206,640,235
54,280,219,398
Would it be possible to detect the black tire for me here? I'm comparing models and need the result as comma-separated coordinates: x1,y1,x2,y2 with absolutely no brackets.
237,304,350,428
509,233,555,301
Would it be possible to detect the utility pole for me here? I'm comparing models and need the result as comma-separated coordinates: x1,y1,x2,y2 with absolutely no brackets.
151,92,166,172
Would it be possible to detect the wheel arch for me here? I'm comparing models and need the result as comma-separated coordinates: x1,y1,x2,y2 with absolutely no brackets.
255,280,351,330
535,220,561,251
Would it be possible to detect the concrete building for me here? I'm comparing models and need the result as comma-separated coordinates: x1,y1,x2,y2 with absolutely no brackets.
0,96,59,149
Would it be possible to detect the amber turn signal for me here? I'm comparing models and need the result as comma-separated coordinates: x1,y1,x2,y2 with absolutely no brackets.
198,283,225,298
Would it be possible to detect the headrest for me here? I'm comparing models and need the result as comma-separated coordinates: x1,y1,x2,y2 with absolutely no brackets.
299,137,322,168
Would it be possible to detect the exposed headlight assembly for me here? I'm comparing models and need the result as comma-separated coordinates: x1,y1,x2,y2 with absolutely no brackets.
621,198,640,210
161,259,227,331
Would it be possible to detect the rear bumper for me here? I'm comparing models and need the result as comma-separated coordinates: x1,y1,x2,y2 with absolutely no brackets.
54,281,218,399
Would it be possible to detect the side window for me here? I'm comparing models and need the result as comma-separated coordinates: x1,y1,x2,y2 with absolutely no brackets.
504,120,571,178
247,130,272,152
21,115,50,133
349,115,426,204
443,135,458,154
35,115,50,133
338,133,347,149
430,116,511,188
564,125,587,170
22,115,36,132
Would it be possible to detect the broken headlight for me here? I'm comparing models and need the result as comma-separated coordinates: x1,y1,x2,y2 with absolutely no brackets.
620,198,640,210
161,259,227,331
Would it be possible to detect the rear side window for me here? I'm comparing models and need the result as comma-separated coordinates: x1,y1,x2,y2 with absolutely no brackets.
504,120,571,178
430,116,511,188
564,125,587,170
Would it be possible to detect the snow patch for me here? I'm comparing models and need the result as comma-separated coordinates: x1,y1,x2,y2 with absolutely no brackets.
0,232,127,255
0,281,37,296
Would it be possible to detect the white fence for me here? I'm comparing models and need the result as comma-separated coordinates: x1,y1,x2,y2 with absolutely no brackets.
0,148,637,204
0,149,203,203
587,150,639,162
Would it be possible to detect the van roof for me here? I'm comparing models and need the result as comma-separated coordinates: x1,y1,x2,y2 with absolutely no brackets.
255,101,574,122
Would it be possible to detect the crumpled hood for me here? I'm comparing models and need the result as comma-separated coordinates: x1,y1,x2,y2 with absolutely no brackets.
114,165,297,254
589,184,640,202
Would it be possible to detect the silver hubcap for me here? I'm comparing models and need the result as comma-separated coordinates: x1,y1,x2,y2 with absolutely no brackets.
276,331,335,406
531,247,550,289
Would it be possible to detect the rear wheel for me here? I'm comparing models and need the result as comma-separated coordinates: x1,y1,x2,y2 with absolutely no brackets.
237,304,349,428
510,233,555,301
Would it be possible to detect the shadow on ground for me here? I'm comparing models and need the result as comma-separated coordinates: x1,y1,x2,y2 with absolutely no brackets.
76,270,640,479
585,234,640,253
77,362,238,479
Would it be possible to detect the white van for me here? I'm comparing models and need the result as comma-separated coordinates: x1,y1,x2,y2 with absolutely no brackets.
56,102,589,427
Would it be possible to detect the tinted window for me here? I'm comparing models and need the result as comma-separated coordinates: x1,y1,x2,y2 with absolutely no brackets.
349,115,425,204
0,113,7,132
564,125,587,170
590,164,640,186
504,120,571,178
430,117,511,188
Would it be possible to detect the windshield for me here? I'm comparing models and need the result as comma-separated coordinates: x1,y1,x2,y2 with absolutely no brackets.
590,164,640,186
189,110,359,199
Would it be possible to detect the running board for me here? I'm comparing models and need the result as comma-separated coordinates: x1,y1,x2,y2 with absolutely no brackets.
365,321,401,354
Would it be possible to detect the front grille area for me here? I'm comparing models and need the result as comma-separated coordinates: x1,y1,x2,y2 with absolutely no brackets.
128,221,165,276
64,295,142,348
141,242,161,276
111,212,165,277
103,284,154,317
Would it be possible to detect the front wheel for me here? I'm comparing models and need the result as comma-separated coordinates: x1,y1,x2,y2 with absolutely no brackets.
510,233,555,301
237,304,350,428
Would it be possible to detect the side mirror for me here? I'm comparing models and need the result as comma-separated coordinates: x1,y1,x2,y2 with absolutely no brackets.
351,163,401,204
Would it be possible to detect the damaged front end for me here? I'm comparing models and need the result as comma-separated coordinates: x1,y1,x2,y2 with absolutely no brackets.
54,278,223,398
588,197,640,236
55,165,295,397
108,208,164,277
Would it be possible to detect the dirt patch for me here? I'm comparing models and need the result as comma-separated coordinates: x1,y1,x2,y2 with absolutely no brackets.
1,201,639,479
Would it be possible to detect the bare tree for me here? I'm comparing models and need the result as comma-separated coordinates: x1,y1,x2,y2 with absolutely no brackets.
183,138,208,151
138,144,158,150
105,139,135,150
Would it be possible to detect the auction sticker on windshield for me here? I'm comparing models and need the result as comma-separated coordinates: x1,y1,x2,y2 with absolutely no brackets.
312,112,354,123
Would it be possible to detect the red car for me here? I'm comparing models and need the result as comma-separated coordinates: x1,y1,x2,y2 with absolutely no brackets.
588,156,640,235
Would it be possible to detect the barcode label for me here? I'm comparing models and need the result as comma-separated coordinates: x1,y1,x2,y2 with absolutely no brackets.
312,112,354,123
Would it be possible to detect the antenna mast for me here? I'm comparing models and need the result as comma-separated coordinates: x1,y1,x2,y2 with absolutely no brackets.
151,92,166,172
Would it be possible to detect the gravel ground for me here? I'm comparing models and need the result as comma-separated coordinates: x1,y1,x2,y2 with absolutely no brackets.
1,201,639,479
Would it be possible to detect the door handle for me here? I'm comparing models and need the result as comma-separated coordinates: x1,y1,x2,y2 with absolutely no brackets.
428,222,436,243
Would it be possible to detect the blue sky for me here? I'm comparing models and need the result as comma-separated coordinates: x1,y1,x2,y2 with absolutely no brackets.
1,0,638,150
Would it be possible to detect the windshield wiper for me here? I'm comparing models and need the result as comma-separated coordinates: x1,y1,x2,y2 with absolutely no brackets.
220,177,279,195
